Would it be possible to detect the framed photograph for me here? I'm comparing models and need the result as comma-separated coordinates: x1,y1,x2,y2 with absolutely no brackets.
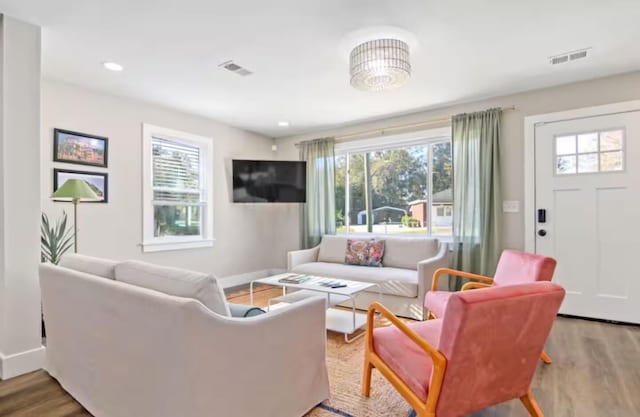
53,128,108,167
53,169,109,203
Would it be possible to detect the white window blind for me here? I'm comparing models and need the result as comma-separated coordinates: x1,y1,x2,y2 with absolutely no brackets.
152,137,203,204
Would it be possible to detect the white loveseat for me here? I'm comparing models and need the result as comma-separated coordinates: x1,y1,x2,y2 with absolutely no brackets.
288,235,450,320
40,255,329,417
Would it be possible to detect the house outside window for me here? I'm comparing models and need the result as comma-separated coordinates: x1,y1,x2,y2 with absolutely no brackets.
142,124,214,252
335,127,453,237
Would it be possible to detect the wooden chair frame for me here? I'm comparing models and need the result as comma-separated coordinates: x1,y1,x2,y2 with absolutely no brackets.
428,268,553,364
363,302,545,417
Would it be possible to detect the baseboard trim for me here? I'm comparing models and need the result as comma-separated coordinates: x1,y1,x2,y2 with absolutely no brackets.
0,345,46,380
219,268,286,289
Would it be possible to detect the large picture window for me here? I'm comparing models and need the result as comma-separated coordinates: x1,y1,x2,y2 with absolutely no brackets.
335,130,453,236
142,124,214,252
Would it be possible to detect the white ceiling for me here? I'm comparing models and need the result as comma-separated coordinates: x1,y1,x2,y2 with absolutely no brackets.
1,0,640,137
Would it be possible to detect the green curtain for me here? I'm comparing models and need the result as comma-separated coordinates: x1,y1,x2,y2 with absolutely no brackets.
451,108,503,288
300,138,336,248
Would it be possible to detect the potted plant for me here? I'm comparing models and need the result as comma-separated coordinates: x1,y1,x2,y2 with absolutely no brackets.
41,211,74,265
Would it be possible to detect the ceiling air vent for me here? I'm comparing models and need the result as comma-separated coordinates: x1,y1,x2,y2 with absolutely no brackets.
219,60,253,77
549,48,591,65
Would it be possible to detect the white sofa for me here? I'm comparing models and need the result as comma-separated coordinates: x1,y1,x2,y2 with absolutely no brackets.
40,255,329,417
288,235,449,320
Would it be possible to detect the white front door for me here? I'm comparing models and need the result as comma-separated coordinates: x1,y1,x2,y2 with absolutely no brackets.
534,110,640,324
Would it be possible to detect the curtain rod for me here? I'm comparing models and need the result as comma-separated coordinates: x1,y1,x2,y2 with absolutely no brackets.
295,106,515,147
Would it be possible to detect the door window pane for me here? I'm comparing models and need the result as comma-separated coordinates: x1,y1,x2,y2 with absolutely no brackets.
556,156,577,175
578,133,598,153
578,153,598,173
600,130,623,151
600,151,623,172
556,136,576,155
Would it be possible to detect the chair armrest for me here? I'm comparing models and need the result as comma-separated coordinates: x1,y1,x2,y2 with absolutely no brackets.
417,243,450,296
366,302,446,412
430,268,494,292
461,282,492,291
287,245,320,270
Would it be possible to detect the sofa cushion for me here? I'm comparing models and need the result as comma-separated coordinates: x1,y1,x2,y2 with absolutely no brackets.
318,235,348,263
291,262,418,298
114,261,230,317
383,237,439,270
59,254,117,279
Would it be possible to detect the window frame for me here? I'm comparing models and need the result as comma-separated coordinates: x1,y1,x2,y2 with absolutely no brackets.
142,124,214,252
334,127,452,238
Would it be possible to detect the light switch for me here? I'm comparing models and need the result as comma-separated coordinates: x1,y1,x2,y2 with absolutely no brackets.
503,200,520,213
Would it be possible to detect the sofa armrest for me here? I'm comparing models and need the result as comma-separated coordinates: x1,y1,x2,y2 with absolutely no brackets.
228,303,266,318
185,297,330,416
287,245,320,270
417,242,451,298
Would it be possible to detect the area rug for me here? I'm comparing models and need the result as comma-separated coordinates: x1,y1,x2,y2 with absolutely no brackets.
303,326,415,417
227,284,416,417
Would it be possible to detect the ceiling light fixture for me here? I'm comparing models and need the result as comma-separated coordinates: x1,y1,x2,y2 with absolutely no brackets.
277,121,290,127
103,62,124,72
350,39,411,92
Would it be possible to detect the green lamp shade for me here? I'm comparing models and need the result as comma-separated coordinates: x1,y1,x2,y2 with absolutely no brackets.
52,179,101,201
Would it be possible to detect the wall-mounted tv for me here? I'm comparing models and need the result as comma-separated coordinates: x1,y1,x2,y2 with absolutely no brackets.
232,160,307,203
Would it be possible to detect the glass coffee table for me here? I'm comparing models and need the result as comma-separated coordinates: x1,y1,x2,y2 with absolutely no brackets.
250,273,381,343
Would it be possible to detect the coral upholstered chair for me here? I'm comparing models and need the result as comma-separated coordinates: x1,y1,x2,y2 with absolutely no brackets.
363,282,565,417
424,249,557,363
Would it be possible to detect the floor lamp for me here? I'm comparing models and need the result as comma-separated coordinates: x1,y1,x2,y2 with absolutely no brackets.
51,179,100,253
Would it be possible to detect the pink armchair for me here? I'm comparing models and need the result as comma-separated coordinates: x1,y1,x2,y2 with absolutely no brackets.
424,249,557,363
363,282,565,417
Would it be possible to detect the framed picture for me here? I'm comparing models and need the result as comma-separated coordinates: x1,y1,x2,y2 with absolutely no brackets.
53,169,109,203
53,128,108,168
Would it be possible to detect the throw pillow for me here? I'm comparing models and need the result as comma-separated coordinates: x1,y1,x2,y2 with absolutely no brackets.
345,239,371,266
368,239,385,267
345,239,386,267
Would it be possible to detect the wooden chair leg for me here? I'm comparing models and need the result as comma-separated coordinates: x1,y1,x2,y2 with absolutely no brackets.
540,351,552,364
520,390,544,417
362,359,373,397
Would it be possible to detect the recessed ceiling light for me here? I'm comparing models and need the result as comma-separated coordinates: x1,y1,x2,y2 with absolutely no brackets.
103,62,124,72
277,121,290,127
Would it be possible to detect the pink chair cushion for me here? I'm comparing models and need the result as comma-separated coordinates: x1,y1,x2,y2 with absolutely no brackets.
372,319,443,402
435,282,565,417
493,249,556,286
423,290,454,318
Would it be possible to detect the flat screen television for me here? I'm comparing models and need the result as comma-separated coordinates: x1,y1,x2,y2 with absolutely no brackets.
232,160,307,203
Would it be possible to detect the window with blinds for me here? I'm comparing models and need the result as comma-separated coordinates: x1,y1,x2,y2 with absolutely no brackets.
151,137,204,238
142,124,213,252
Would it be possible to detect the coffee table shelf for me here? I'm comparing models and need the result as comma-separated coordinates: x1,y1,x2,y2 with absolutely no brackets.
250,273,381,343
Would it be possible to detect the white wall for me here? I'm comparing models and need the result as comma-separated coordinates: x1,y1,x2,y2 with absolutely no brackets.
0,15,43,379
277,71,640,253
41,80,298,278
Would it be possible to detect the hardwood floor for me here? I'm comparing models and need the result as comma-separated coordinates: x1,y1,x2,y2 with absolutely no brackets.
1,286,638,417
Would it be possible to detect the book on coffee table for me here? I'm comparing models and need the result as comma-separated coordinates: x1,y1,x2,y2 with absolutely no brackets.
277,274,311,284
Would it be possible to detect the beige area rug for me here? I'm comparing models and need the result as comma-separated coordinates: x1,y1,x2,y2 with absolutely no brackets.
226,285,414,417
304,326,414,417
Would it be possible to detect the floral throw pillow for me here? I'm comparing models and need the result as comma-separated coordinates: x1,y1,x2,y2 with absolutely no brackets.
345,239,371,266
368,239,385,267
345,239,386,267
